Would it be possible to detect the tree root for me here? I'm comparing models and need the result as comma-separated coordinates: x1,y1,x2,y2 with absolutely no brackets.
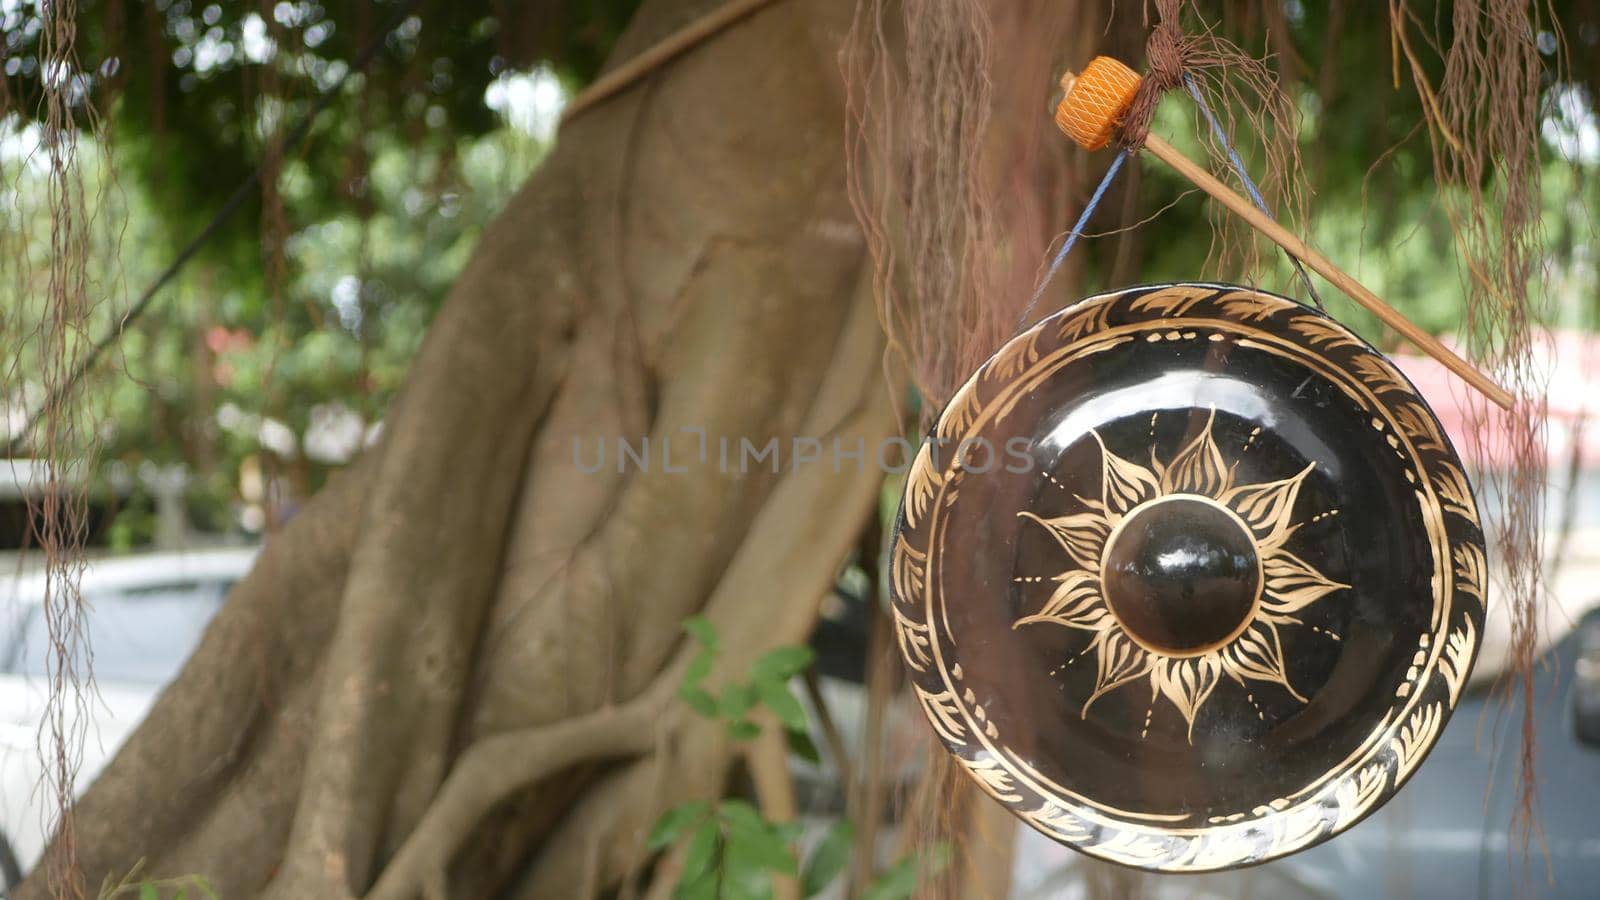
366,698,667,900
746,719,800,900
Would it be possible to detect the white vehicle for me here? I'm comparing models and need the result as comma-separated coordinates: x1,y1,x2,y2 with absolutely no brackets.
0,548,257,891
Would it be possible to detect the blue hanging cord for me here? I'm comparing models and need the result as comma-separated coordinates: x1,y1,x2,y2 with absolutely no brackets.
1015,147,1130,331
1182,74,1325,309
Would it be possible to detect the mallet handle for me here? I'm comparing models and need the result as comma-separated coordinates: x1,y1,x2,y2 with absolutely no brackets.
1142,133,1513,411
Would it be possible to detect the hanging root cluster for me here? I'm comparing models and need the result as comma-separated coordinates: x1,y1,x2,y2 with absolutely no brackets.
1121,0,1313,289
1391,0,1552,883
842,0,997,414
842,2,1086,894
0,0,117,897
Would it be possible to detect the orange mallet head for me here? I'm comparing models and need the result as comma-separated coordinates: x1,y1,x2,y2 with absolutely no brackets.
1054,56,1143,151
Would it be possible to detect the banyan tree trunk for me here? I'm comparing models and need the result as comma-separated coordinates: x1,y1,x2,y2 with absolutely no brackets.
19,1,895,896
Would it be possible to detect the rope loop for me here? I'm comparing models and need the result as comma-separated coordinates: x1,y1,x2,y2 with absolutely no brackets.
1116,11,1188,150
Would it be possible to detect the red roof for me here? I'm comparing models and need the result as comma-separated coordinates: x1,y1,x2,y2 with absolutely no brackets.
1391,329,1600,469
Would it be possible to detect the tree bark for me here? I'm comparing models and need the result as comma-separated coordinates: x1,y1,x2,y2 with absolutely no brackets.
18,0,892,897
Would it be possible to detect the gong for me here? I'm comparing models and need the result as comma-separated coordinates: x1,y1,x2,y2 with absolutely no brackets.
891,283,1485,872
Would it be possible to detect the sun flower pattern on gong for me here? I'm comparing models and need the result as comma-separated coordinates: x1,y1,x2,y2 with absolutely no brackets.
1016,411,1349,741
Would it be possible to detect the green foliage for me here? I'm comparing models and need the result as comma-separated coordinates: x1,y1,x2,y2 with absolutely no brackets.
799,820,853,897
107,492,159,553
649,800,713,850
0,1,644,267
2,94,547,543
3,2,559,548
677,616,816,743
656,618,945,899
649,796,800,900
683,616,719,651
652,618,823,898
844,844,951,900
94,859,217,899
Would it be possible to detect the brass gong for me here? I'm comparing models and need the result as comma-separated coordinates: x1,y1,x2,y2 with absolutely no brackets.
890,283,1485,872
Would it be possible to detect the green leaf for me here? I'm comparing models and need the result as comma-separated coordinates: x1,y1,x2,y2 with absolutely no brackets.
728,829,797,878
683,616,719,650
861,846,950,900
860,858,918,900
725,718,761,741
718,682,757,720
683,647,714,687
717,799,765,831
720,842,776,900
140,883,159,900
673,864,718,900
679,684,718,718
649,800,711,850
755,679,809,733
801,821,854,897
719,804,797,877
681,819,721,885
785,729,821,765
750,646,814,682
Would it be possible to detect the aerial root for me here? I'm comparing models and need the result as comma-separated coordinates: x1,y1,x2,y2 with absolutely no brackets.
364,695,669,900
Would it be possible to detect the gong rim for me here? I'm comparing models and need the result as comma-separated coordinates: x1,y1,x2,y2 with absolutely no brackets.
890,282,1485,872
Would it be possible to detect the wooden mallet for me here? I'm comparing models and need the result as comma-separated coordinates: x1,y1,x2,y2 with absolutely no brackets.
1055,56,1514,412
